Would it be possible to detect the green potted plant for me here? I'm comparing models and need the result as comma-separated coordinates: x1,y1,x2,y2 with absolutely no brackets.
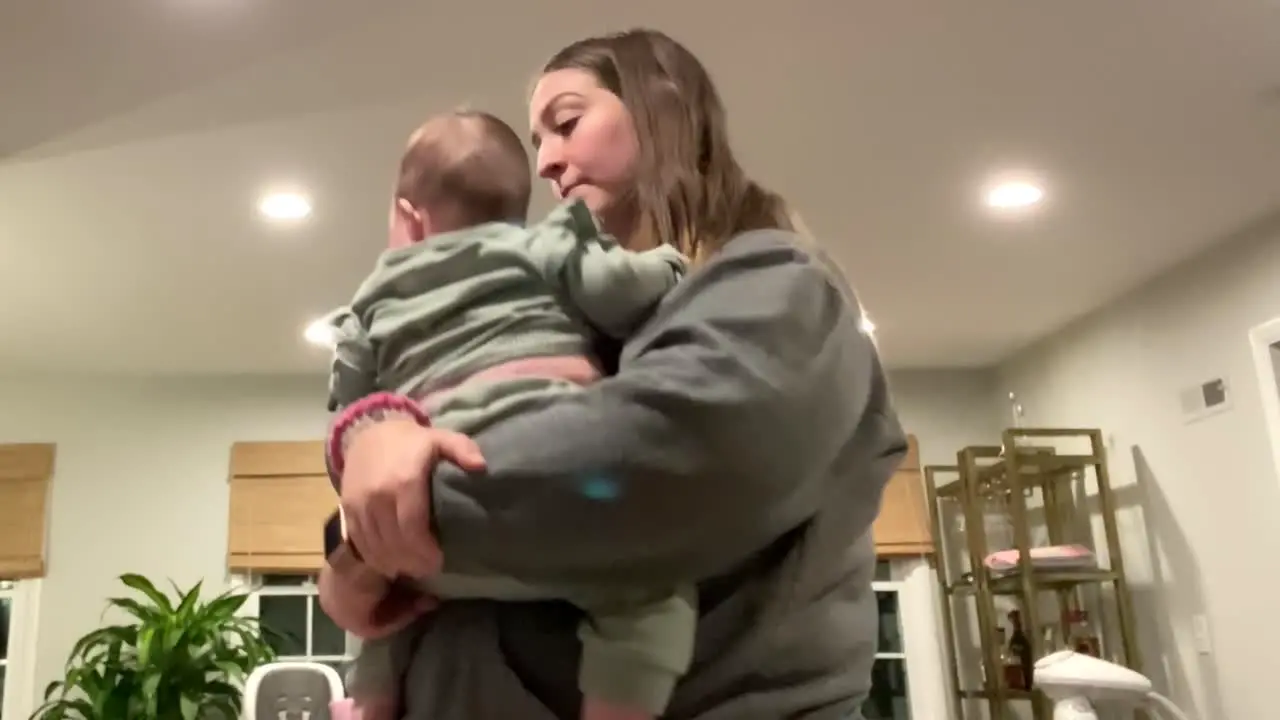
33,573,277,720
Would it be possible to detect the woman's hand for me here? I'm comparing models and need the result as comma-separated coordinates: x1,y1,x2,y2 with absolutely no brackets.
317,559,391,635
339,418,486,578
318,560,437,638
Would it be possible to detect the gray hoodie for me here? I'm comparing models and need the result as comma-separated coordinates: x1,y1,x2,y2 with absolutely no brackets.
390,229,907,720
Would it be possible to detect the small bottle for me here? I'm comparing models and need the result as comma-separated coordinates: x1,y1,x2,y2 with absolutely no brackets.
1064,609,1101,657
996,627,1021,690
1040,622,1061,653
1007,609,1033,690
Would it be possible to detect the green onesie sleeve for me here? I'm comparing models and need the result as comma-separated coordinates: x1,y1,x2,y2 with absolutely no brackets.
527,200,687,338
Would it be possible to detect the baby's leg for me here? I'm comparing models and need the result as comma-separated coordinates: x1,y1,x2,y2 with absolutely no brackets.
425,572,698,719
575,585,698,720
345,635,406,720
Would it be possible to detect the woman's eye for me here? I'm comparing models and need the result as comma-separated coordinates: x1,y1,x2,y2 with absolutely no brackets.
556,116,580,135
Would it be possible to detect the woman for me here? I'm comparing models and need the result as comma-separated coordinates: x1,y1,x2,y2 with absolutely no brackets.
320,29,907,720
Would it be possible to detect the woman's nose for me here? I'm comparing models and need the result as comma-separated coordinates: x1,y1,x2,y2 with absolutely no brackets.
536,143,566,181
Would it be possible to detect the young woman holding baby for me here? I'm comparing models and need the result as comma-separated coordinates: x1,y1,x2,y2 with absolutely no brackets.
320,28,906,720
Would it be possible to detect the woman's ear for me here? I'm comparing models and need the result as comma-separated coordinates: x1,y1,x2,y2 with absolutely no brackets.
388,197,426,248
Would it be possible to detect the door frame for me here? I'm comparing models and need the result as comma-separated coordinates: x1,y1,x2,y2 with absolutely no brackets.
1247,317,1280,492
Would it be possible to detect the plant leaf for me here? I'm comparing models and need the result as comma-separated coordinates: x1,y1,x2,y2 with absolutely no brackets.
180,693,200,720
119,573,173,613
106,596,161,624
39,573,278,720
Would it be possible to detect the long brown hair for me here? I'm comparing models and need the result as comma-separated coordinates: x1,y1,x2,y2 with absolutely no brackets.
542,29,797,262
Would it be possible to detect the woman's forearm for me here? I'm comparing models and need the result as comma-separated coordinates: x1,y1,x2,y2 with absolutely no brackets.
327,393,432,487
430,233,908,587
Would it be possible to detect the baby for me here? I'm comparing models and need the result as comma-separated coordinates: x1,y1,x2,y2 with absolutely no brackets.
324,110,694,720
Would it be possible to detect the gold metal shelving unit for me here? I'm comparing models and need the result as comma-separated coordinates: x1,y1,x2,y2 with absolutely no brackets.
925,428,1143,720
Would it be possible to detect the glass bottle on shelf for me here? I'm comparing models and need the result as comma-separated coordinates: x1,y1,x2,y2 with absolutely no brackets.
995,627,1016,689
1064,609,1101,657
982,490,1015,552
1006,609,1033,690
1040,622,1061,653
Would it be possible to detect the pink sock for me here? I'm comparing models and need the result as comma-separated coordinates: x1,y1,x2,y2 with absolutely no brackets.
329,698,358,720
581,697,654,720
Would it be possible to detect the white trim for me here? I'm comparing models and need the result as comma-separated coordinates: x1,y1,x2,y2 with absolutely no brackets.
230,573,354,666
228,573,259,618
1,580,42,720
894,559,953,720
1248,316,1280,492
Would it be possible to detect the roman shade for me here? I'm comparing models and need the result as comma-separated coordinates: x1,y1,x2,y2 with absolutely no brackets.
226,441,336,572
873,434,934,556
0,443,54,579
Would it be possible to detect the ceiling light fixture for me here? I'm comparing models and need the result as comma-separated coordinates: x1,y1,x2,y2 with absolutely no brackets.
984,180,1044,210
859,316,877,335
259,191,312,221
303,318,336,348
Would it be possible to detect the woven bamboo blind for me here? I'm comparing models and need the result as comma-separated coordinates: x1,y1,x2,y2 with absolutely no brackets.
226,441,336,572
0,443,55,579
872,434,935,556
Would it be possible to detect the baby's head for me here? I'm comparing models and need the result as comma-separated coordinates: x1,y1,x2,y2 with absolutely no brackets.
388,109,531,249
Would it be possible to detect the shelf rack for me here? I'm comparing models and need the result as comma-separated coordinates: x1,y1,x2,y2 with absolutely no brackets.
925,427,1144,720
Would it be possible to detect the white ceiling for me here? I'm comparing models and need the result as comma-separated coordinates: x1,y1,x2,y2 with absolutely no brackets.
2,0,1279,374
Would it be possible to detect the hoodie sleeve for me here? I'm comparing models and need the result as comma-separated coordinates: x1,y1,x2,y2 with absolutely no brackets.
428,230,906,587
326,308,377,412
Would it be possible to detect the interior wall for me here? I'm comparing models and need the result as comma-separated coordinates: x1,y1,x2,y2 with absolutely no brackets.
0,376,328,701
887,369,1005,466
998,210,1280,720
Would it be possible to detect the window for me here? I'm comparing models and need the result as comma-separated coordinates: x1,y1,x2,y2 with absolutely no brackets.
238,573,352,679
862,558,951,720
0,579,38,720
865,561,912,719
0,444,53,720
0,580,12,717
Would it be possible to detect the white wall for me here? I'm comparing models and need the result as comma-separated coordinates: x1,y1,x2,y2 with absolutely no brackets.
0,376,329,702
888,369,1005,466
999,211,1280,720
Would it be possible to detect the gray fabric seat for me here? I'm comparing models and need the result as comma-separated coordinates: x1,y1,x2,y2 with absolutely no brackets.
243,661,346,719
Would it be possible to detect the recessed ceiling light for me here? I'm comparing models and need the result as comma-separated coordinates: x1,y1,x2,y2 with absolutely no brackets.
859,316,877,335
984,180,1044,210
259,191,312,221
303,318,336,348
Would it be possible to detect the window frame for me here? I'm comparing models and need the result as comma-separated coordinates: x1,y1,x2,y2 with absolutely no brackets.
0,579,41,720
871,558,953,720
230,573,354,667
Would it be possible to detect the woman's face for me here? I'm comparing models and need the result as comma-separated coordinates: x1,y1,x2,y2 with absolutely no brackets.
529,68,640,240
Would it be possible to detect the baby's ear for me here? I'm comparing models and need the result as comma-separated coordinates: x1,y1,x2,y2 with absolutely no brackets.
388,197,425,248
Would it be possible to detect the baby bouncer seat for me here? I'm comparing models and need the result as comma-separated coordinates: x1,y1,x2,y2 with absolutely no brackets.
243,661,346,719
